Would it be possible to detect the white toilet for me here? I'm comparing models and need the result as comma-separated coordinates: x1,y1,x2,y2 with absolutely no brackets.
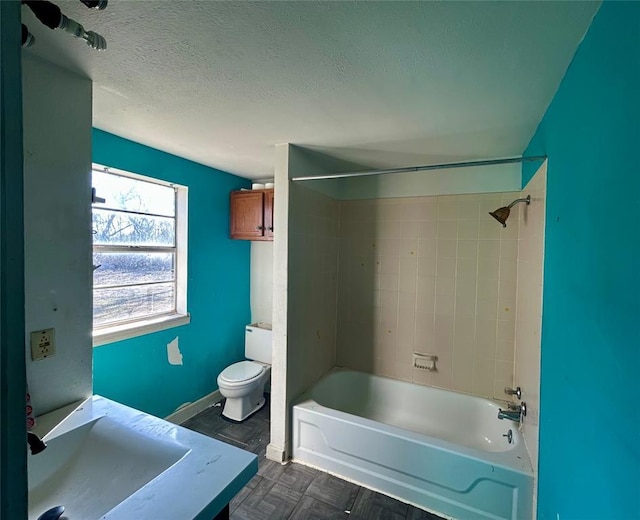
217,323,272,422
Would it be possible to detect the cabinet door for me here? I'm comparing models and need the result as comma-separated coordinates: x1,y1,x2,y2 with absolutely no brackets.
230,191,264,239
264,190,274,239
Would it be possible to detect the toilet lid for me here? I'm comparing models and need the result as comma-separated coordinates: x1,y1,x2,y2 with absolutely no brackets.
220,361,264,383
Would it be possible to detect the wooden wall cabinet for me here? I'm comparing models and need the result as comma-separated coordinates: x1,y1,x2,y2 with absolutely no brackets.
230,189,274,241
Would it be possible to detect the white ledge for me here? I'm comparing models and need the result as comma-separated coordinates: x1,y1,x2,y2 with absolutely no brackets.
93,313,191,347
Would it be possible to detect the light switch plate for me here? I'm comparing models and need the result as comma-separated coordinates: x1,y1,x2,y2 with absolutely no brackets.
30,328,55,361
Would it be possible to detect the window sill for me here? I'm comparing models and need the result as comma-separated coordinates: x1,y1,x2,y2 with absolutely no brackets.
93,313,191,347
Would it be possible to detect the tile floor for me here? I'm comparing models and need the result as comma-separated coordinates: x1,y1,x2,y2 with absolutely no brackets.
182,398,444,520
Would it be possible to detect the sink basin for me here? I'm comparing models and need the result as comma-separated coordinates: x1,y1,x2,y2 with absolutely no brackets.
29,415,189,519
29,396,257,520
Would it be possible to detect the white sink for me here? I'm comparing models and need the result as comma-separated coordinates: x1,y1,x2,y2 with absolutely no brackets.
29,396,257,520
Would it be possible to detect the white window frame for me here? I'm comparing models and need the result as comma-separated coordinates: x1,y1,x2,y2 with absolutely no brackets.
91,163,190,346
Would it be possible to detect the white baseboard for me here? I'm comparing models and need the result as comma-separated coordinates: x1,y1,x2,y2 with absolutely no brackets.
165,389,222,425
266,442,288,463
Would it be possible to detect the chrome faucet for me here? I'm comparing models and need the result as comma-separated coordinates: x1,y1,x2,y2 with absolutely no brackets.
27,431,47,454
498,402,527,421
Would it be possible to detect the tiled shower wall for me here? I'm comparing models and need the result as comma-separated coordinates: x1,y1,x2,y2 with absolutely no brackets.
287,183,340,401
336,193,520,399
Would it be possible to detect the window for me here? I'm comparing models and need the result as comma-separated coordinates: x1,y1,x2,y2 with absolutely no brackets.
92,165,189,345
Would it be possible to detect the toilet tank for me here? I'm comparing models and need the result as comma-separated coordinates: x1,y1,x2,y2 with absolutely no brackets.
245,323,272,364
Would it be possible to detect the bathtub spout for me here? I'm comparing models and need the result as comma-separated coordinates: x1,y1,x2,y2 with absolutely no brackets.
498,402,527,422
497,409,521,421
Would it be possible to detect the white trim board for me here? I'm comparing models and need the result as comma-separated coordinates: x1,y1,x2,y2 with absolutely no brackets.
165,389,222,425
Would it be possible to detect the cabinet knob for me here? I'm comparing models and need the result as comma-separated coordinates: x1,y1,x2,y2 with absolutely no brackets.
267,226,273,231
256,225,264,230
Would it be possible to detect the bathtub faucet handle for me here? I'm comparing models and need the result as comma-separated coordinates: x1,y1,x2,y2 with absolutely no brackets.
504,386,522,400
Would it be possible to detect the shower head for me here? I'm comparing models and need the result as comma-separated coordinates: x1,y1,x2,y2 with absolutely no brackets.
489,195,531,228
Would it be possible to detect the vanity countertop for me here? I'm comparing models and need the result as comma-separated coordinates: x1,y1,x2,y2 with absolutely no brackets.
32,395,257,520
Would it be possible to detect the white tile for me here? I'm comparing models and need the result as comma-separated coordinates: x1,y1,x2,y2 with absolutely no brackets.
438,200,458,220
437,239,457,259
501,220,519,239
437,221,458,239
478,220,501,239
401,222,419,239
377,238,400,257
375,221,402,240
476,299,498,320
436,257,456,278
435,292,455,317
434,316,454,347
454,317,476,341
497,303,515,321
395,361,413,382
454,332,475,353
500,239,519,261
499,279,517,303
400,201,422,221
399,257,418,293
378,201,404,222
477,256,500,279
477,277,499,302
496,340,515,362
472,358,495,397
455,279,477,304
457,199,480,221
455,298,476,320
497,319,516,344
436,276,456,297
415,313,435,345
495,359,514,381
417,221,438,240
379,273,399,292
377,289,399,310
452,358,474,394
456,257,477,280
458,221,479,240
416,274,436,298
478,240,501,260
416,292,435,317
500,258,518,282
418,238,437,258
457,240,478,259
475,319,497,347
417,253,437,277
416,200,438,221
399,239,419,258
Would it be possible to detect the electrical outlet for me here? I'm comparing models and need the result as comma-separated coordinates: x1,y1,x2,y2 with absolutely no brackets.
30,328,55,361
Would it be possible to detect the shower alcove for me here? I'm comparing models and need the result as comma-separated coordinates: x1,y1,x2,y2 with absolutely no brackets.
266,145,546,519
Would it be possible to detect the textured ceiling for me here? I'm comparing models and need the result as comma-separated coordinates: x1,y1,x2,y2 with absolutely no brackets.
23,1,599,179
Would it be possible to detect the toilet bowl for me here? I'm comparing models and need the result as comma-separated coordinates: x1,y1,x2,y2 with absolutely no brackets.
218,324,272,422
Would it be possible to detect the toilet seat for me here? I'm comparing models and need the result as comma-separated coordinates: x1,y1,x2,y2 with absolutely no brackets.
219,361,265,387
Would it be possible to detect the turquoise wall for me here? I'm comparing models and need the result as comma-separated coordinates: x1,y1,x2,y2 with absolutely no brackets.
523,3,640,518
92,129,251,418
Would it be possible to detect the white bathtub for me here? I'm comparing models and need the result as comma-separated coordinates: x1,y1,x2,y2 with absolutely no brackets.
292,369,533,520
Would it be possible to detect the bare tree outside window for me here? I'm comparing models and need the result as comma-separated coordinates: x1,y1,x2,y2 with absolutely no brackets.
92,168,181,328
